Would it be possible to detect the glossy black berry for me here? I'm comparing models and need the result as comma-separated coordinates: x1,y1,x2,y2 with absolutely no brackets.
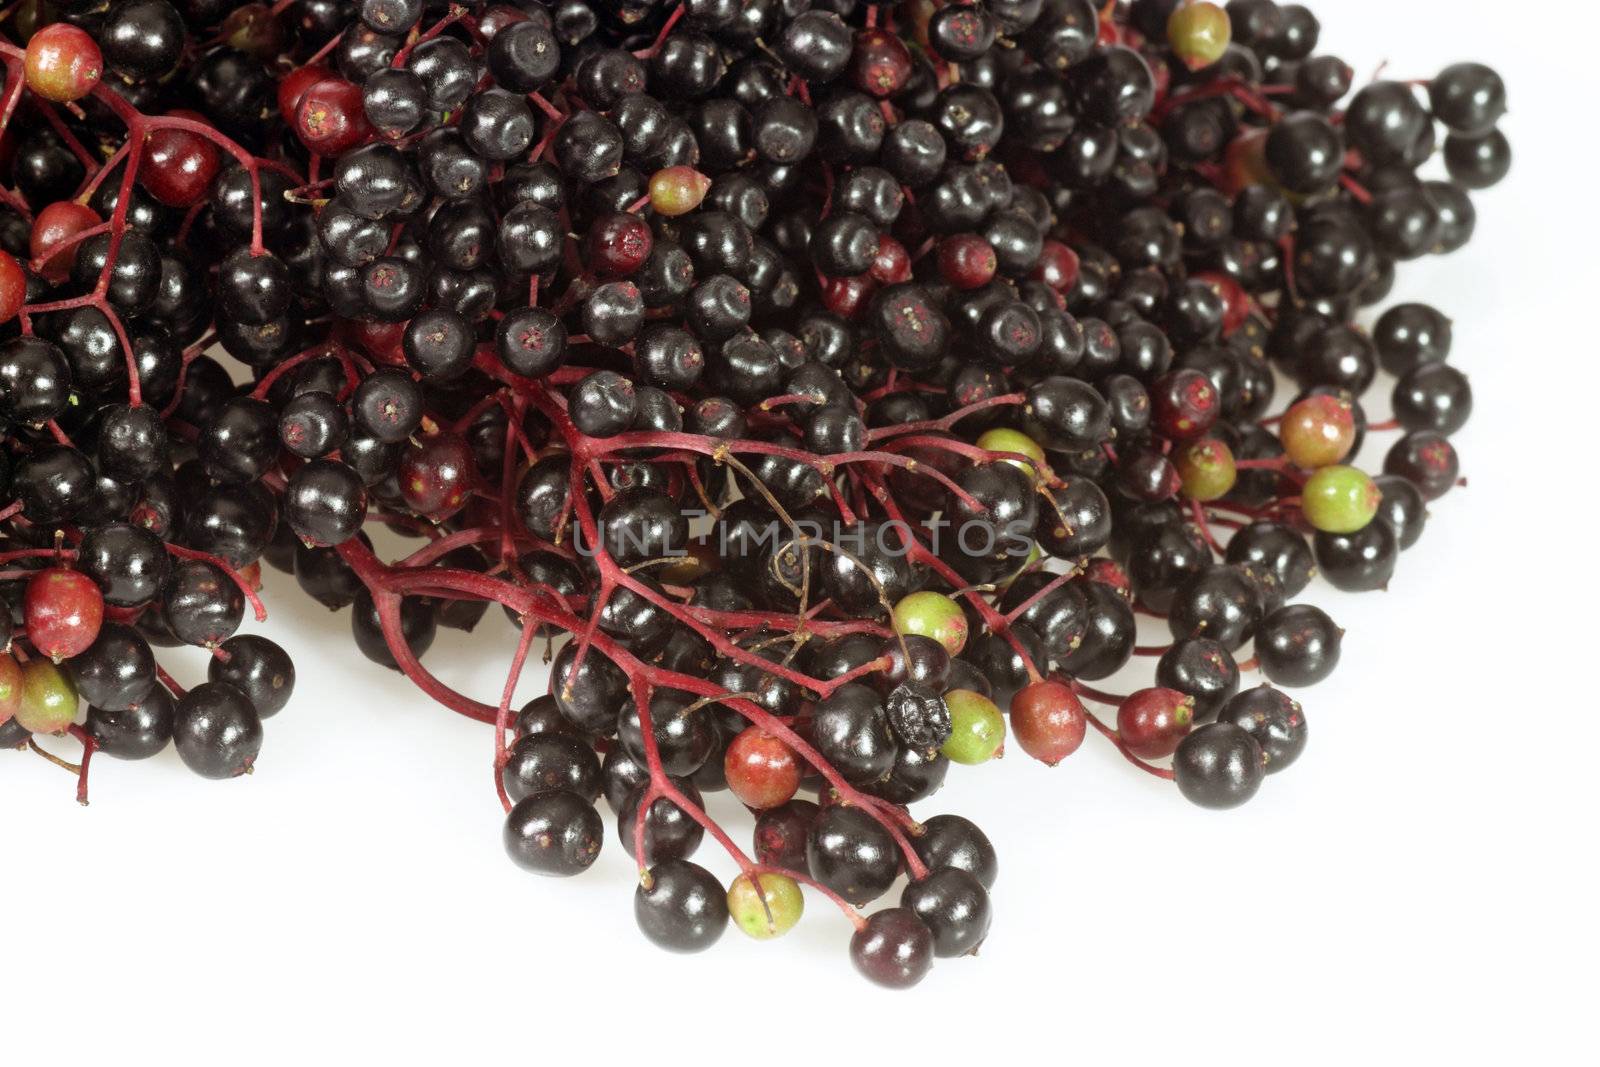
807,804,899,906
172,681,263,779
635,860,729,952
505,790,605,876
1255,603,1341,687
207,635,295,719
1219,685,1308,774
851,908,935,989
901,867,991,957
1173,722,1264,809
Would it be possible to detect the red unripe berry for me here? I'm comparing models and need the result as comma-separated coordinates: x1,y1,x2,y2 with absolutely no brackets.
141,112,223,208
870,234,911,285
399,431,477,520
586,212,654,278
1009,680,1088,766
25,24,103,103
295,77,374,156
25,568,105,661
938,233,997,290
1151,368,1221,440
0,250,25,324
278,64,330,123
724,727,802,810
30,200,100,284
344,318,407,363
850,28,913,98
819,273,876,319
1117,687,1195,760
1279,394,1357,468
1032,239,1080,293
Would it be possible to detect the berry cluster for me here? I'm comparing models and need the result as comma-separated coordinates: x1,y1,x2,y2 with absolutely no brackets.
0,0,1505,988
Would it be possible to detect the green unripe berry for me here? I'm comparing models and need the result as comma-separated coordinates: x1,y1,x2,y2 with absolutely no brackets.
1176,438,1237,502
941,689,1006,765
17,658,78,734
1168,1,1231,71
975,428,1045,475
892,591,968,655
1302,464,1381,533
648,166,711,217
728,872,805,939
0,653,22,726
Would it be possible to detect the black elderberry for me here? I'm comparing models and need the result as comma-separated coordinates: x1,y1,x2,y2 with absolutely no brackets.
208,635,295,719
1373,474,1427,549
778,11,854,82
1384,429,1459,500
1255,603,1341,687
68,623,157,712
461,89,535,161
172,681,263,779
78,523,171,607
87,687,174,761
635,860,728,953
350,587,437,671
1429,62,1506,138
489,20,563,93
901,868,991,957
1218,685,1308,773
618,778,705,863
1264,111,1343,194
808,804,899,906
1314,522,1398,592
811,682,896,786
1154,637,1237,723
506,791,605,876
352,368,423,444
14,446,96,525
1174,722,1264,809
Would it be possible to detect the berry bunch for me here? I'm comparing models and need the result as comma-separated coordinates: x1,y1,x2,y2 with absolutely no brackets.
0,13,298,796
0,0,1505,988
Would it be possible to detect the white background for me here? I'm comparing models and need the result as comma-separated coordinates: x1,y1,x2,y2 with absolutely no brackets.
5,1,1596,1062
